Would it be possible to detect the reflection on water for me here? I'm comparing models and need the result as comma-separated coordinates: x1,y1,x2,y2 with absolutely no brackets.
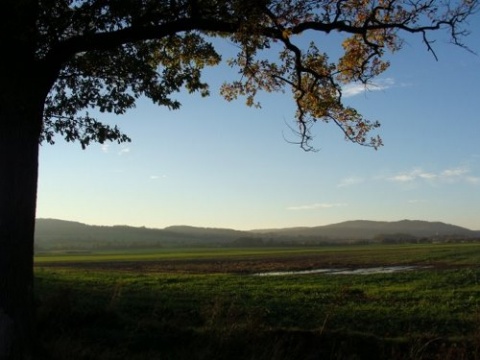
254,266,425,276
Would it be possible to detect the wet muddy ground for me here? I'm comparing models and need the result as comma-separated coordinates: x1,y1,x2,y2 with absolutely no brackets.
36,252,462,274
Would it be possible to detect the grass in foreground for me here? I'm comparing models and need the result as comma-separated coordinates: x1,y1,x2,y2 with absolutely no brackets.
34,244,480,359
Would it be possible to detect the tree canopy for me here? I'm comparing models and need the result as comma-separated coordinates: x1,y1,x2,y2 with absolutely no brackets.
37,0,478,151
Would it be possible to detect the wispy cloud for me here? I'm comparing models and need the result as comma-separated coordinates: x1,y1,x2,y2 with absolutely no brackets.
342,78,395,98
118,146,131,155
287,203,347,211
466,176,480,184
441,167,468,178
337,176,364,188
387,166,478,185
101,143,131,155
101,144,110,153
150,175,167,180
388,168,436,183
407,199,427,204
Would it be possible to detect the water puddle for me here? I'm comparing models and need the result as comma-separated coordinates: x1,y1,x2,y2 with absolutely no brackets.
254,266,424,276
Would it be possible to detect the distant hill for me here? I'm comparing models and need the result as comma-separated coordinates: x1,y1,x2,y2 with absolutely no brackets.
256,220,478,239
34,218,249,251
164,225,247,238
34,218,479,251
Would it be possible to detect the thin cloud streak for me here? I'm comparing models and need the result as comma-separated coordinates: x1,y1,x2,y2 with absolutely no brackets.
287,203,347,211
118,146,131,155
407,199,427,204
337,176,364,188
441,168,468,177
387,166,478,184
466,176,480,184
150,175,167,180
342,78,395,98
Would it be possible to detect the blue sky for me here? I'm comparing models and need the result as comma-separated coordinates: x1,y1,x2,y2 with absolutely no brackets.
37,15,480,231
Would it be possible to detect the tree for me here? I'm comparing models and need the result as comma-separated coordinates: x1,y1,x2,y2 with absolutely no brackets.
0,0,477,358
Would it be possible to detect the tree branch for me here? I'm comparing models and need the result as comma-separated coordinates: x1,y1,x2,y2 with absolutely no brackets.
44,18,239,71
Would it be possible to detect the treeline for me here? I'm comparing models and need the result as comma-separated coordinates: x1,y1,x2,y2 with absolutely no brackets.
224,234,480,248
35,233,480,253
374,233,480,245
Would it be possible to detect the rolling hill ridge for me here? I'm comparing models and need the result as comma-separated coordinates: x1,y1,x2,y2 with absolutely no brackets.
34,218,480,251
255,220,477,238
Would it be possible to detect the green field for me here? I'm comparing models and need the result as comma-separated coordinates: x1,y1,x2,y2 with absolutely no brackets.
35,243,480,359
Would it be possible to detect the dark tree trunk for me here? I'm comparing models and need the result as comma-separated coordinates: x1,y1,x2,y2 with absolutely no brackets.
0,72,45,360
0,108,41,360
0,2,44,359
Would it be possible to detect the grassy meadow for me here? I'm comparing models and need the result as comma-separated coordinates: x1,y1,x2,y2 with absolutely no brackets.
34,243,480,359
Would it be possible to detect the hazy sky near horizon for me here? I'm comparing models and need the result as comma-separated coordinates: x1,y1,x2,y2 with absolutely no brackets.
37,14,480,231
